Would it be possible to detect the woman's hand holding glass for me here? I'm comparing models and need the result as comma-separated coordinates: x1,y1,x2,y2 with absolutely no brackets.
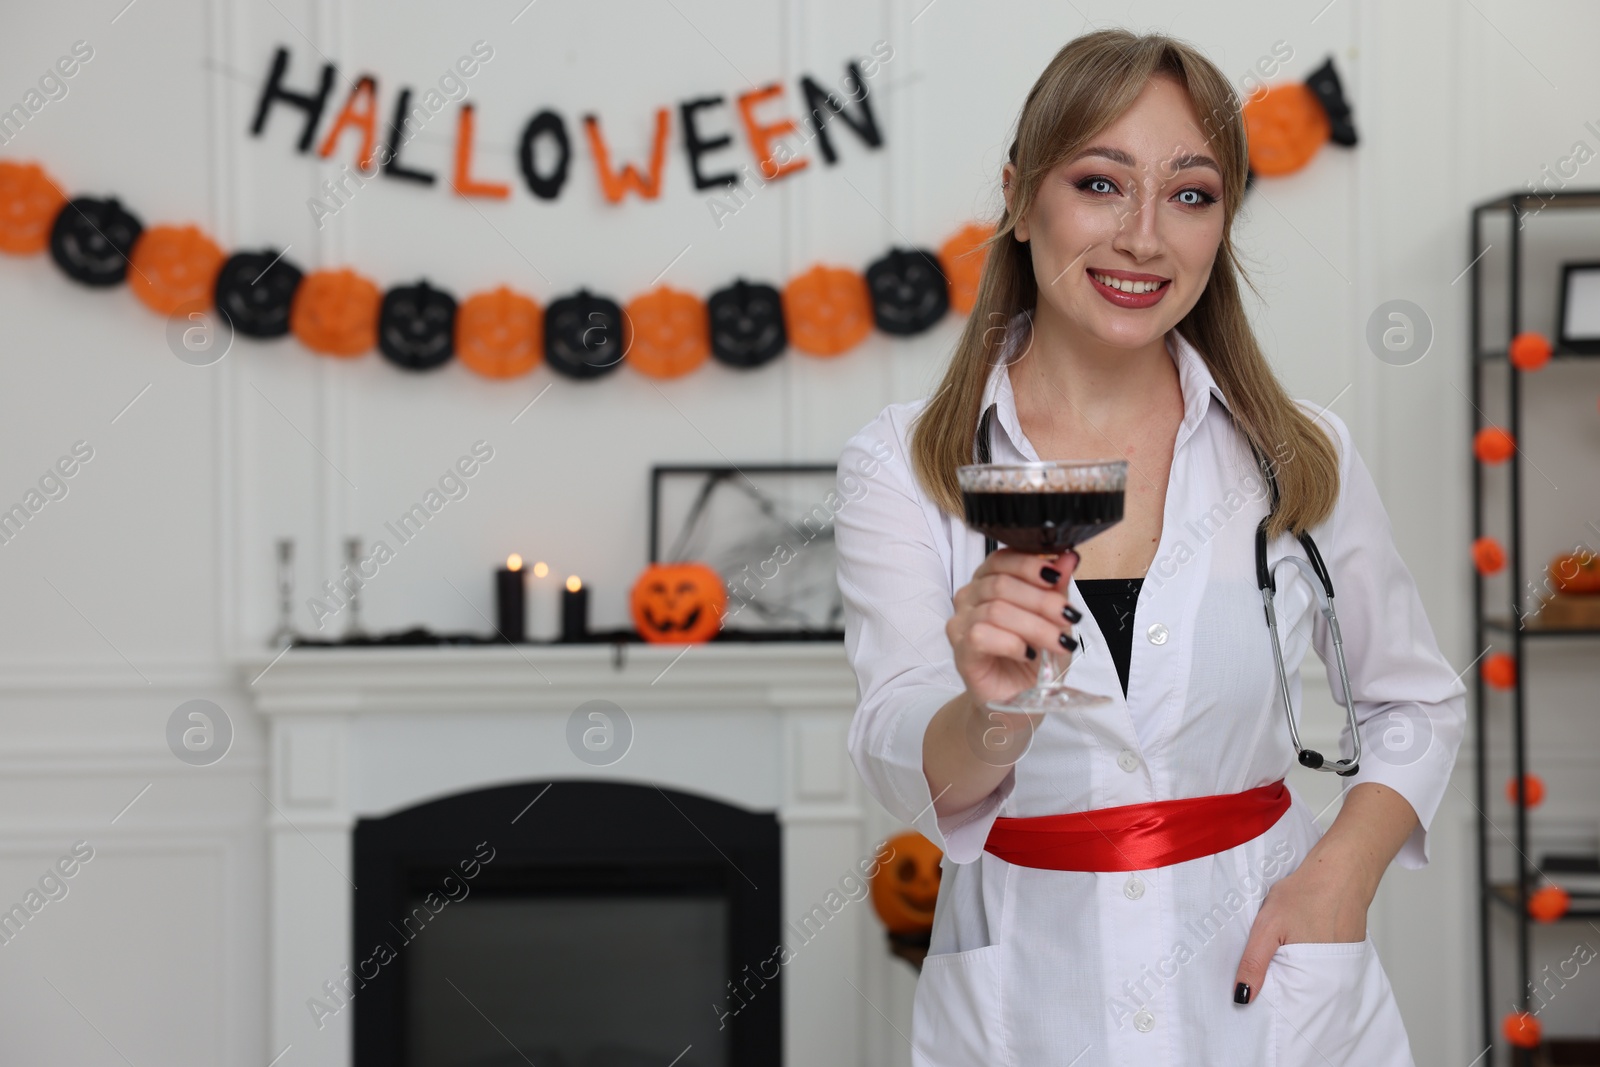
947,546,1081,731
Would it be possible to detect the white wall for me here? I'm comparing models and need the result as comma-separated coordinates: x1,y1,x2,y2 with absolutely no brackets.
1,0,1596,1063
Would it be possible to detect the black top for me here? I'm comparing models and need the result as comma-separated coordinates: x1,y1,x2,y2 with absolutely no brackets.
1075,578,1144,698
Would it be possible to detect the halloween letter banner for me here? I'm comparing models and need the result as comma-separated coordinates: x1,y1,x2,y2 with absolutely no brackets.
0,43,1356,381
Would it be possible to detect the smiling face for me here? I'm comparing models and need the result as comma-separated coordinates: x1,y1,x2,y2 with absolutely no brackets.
869,831,943,936
628,562,727,644
1007,74,1226,352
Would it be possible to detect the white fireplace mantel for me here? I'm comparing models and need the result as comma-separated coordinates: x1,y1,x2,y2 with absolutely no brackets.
236,642,889,1067
242,642,860,715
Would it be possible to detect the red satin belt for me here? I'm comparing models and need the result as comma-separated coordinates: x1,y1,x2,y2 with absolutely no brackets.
983,780,1290,872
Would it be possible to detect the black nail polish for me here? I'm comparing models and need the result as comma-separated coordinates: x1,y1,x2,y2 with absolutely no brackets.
1063,605,1082,623
1040,566,1061,584
1234,982,1251,1005
1025,645,1036,660
1059,632,1078,651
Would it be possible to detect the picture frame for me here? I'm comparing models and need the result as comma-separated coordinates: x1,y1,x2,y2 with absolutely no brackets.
1557,260,1600,354
649,464,843,638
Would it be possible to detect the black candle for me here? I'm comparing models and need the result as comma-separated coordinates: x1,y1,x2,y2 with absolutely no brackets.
561,575,588,643
496,554,526,643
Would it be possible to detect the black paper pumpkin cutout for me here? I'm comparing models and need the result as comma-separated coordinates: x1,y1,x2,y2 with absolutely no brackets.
214,249,305,339
543,289,625,379
866,248,948,336
708,279,786,369
49,197,143,287
378,279,457,371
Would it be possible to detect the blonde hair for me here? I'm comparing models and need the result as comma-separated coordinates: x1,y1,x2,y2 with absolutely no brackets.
910,29,1338,538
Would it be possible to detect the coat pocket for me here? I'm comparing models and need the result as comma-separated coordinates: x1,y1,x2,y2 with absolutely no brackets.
912,943,1009,1067
1263,938,1413,1067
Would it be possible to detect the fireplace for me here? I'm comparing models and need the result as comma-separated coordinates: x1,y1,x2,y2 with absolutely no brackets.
240,644,896,1067
351,780,781,1067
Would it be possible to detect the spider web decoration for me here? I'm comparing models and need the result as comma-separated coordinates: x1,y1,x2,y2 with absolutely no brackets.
653,466,842,635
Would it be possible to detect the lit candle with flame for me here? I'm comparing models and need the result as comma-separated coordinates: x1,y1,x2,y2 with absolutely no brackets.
495,553,526,643
527,560,559,642
561,573,588,643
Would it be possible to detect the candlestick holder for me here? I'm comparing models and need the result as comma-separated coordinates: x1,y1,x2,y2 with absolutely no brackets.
269,538,296,649
344,537,367,639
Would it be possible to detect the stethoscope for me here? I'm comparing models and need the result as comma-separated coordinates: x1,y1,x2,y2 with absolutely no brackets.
974,402,1361,776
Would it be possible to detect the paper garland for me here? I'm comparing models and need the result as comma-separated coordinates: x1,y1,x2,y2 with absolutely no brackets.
0,159,993,381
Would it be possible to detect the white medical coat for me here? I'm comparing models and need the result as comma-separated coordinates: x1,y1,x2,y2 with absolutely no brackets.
834,323,1466,1066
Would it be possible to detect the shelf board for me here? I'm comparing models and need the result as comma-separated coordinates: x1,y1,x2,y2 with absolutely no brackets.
1491,883,1600,920
1476,347,1600,362
1474,188,1600,212
1484,616,1600,638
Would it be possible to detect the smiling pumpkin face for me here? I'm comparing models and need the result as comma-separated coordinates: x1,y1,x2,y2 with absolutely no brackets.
49,196,143,287
0,161,68,256
870,831,942,936
629,562,726,644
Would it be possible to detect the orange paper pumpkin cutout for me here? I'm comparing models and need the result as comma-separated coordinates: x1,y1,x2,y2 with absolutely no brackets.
629,562,727,644
1509,331,1553,371
128,225,225,315
1528,885,1571,923
456,287,543,379
1549,551,1600,595
624,287,710,379
1483,653,1516,690
1506,774,1545,808
783,265,873,356
290,268,380,357
870,831,943,936
1243,83,1330,177
937,223,994,314
1471,537,1506,576
0,160,67,255
1473,427,1515,465
1502,1011,1541,1049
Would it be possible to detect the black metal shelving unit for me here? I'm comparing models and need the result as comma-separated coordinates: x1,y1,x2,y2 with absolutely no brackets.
1470,189,1600,1067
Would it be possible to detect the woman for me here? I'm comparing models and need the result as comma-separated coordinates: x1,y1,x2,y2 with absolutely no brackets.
834,29,1465,1067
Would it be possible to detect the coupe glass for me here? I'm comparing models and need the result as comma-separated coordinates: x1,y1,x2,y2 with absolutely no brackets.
957,459,1128,714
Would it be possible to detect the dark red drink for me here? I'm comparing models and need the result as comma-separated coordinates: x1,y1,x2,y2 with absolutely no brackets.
962,489,1124,553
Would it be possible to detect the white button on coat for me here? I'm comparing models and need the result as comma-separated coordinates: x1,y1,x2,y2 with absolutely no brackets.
1147,622,1169,645
836,317,1462,1066
1133,1009,1156,1033
1124,876,1145,900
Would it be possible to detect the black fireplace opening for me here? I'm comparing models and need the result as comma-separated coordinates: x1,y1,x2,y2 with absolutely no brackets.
353,780,782,1067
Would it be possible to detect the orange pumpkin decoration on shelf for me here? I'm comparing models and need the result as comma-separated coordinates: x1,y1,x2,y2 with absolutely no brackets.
624,286,710,379
1471,537,1506,576
127,225,225,315
628,562,727,644
0,160,67,255
1509,331,1553,371
1528,885,1570,923
870,831,943,936
1548,550,1600,595
783,265,873,357
1473,426,1515,465
290,268,381,357
1502,1011,1541,1050
1243,82,1330,177
937,223,994,314
1506,774,1545,808
456,287,542,379
1483,653,1517,690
